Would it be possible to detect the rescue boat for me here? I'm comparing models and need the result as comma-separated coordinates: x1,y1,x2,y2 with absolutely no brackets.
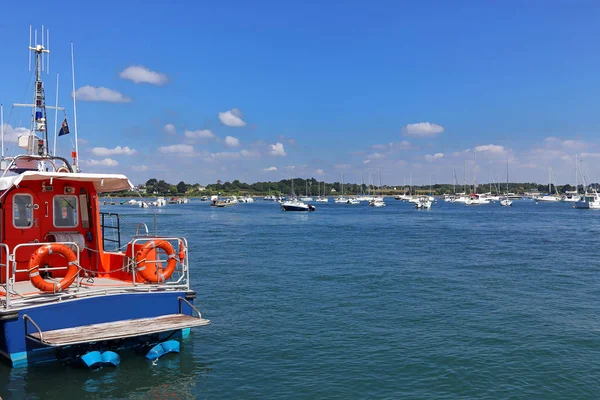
0,29,209,367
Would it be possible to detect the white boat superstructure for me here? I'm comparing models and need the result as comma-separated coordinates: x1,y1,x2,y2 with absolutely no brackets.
152,197,167,207
369,198,386,207
346,198,360,205
465,195,490,205
575,194,600,209
415,196,432,209
535,195,560,202
281,198,315,211
562,191,581,203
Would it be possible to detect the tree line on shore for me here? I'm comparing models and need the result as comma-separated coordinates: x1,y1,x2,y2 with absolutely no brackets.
114,178,597,197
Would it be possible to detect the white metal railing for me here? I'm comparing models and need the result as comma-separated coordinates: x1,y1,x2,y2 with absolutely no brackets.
0,243,10,309
1,237,190,310
129,236,190,287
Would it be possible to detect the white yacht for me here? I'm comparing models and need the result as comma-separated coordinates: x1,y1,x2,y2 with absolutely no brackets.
535,195,560,202
369,198,386,207
282,167,316,211
500,198,512,207
465,195,490,205
346,198,360,205
152,197,167,207
281,198,315,212
415,196,432,209
562,190,581,203
575,192,600,209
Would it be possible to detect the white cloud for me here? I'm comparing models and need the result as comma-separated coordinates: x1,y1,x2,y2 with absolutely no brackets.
403,122,444,137
83,158,118,167
132,165,149,171
91,146,137,156
263,166,277,172
424,153,445,162
210,152,241,160
367,152,386,160
396,140,413,150
363,160,371,164
218,108,246,127
371,143,389,150
224,136,240,147
315,169,324,175
580,152,600,158
474,144,505,154
269,142,286,156
164,124,176,135
240,149,260,158
0,124,29,143
73,86,131,103
185,129,215,140
119,65,168,85
545,137,587,150
159,144,194,154
335,164,352,169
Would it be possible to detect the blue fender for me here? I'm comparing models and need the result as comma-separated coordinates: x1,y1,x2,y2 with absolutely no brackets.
80,351,103,369
145,340,180,360
101,351,120,367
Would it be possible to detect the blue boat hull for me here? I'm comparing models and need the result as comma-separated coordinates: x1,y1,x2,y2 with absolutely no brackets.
0,291,196,367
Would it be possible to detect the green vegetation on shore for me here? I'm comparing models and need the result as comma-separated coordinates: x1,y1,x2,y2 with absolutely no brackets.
114,178,592,197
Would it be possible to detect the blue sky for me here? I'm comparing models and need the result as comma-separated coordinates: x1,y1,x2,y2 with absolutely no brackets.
1,1,600,186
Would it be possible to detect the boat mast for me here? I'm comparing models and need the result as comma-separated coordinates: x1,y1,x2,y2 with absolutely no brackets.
30,28,50,156
575,154,578,195
291,166,294,196
71,42,80,171
506,154,509,194
473,152,477,194
463,160,466,193
52,73,59,156
452,166,456,194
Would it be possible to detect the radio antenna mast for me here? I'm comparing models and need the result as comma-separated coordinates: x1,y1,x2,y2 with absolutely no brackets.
71,41,79,171
53,73,59,156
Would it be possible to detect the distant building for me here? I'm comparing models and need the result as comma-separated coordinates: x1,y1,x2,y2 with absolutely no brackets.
330,188,337,193
197,185,206,191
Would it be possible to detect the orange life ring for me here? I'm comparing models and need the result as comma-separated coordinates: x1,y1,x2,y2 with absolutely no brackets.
135,240,177,283
29,244,79,293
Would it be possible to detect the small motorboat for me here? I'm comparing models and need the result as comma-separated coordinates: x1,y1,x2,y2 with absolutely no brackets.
281,198,316,212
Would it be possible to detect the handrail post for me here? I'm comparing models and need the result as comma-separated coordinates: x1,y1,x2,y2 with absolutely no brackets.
178,296,202,319
23,314,44,344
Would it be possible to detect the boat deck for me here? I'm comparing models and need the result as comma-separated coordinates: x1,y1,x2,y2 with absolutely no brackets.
0,277,143,299
27,314,210,346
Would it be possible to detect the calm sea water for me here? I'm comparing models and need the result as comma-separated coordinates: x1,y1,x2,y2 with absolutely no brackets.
2,199,600,399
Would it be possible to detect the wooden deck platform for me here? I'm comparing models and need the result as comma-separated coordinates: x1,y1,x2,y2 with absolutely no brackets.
27,314,210,347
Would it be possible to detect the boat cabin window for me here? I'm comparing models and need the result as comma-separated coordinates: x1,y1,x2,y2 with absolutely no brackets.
53,195,79,228
13,194,33,228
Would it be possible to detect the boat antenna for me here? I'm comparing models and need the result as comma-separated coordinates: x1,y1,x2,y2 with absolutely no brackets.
52,73,59,156
28,25,32,71
71,41,80,171
30,26,50,155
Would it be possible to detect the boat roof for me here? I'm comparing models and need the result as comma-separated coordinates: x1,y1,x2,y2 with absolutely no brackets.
0,171,134,193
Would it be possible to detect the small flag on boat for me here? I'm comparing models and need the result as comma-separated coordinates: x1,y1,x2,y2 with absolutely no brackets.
58,118,70,136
